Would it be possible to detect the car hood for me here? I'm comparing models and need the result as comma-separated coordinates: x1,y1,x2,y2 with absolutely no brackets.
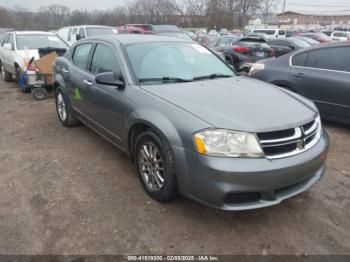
141,77,318,132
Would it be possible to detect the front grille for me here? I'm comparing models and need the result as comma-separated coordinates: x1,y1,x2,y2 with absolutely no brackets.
257,119,321,159
257,128,295,141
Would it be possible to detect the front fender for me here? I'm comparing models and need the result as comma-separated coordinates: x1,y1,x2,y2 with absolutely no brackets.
125,109,183,148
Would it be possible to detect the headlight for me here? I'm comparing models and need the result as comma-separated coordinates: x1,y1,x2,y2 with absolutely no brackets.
194,129,264,158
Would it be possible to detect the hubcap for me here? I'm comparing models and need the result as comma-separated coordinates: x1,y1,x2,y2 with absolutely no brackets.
57,93,67,121
138,142,165,192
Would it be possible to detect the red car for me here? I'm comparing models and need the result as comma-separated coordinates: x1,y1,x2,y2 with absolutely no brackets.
294,32,333,43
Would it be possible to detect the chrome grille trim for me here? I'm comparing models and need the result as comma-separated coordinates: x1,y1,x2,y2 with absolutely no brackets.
258,117,322,160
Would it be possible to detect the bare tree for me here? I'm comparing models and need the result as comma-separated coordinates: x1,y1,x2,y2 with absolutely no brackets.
259,0,278,24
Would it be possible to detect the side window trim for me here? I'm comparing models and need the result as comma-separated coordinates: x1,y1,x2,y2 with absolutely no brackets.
290,47,350,74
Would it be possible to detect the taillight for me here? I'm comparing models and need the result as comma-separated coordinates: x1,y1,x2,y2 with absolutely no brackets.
234,47,250,53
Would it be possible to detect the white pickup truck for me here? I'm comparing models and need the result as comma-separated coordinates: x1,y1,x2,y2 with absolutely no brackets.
0,31,68,89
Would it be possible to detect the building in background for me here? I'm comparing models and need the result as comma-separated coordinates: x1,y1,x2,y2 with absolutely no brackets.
276,10,350,27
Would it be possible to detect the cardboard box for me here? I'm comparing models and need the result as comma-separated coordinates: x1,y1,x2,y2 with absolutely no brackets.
33,52,58,75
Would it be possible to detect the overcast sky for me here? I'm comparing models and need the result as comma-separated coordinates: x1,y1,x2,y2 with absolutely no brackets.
0,0,349,12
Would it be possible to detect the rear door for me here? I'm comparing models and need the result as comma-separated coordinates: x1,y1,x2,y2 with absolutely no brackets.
67,42,94,115
291,46,350,121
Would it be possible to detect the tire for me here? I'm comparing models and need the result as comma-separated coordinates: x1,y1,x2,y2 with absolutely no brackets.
225,55,234,66
0,61,13,82
32,87,48,101
135,130,179,202
55,89,80,127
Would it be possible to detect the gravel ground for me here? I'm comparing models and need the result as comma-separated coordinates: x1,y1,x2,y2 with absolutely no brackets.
0,79,349,256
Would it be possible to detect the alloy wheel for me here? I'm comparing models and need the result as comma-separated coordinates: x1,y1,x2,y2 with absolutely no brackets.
138,142,165,192
57,93,67,122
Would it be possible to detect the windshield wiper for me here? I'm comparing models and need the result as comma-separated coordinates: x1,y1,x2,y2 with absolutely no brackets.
139,77,193,83
193,73,233,81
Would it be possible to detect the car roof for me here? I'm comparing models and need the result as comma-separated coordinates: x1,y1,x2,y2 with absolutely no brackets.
83,34,193,45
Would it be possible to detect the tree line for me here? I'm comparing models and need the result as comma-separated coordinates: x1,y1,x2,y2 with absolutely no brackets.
0,0,278,31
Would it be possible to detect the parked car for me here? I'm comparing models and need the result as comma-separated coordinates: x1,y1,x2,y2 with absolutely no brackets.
330,31,350,41
208,30,219,37
207,36,238,48
267,37,312,57
0,31,68,89
294,32,332,43
249,28,286,39
58,25,118,45
116,25,144,34
214,37,275,72
152,25,192,40
298,37,320,46
249,42,350,124
53,34,329,210
125,24,154,34
321,30,333,37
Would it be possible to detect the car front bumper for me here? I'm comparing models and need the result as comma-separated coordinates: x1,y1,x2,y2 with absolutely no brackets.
172,131,329,211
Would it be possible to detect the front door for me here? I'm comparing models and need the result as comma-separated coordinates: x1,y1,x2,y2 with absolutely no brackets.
85,43,127,145
291,46,350,121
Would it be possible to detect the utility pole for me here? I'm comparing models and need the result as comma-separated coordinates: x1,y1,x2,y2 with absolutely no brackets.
282,0,286,25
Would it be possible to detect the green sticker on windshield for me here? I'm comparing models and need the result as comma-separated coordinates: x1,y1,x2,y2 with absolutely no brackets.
74,88,83,101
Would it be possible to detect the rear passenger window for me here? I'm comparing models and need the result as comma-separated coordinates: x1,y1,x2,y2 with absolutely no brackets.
72,43,92,70
79,28,86,38
90,44,120,75
292,52,307,67
306,47,350,72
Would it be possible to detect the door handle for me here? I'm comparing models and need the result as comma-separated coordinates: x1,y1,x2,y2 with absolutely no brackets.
292,73,305,78
62,68,70,73
83,80,93,86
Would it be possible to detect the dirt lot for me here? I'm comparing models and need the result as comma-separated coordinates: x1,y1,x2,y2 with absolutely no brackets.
0,79,349,256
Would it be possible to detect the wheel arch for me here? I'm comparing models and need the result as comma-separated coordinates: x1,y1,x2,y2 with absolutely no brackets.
125,111,183,162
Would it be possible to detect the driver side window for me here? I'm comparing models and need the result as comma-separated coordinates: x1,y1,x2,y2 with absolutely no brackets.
90,44,121,75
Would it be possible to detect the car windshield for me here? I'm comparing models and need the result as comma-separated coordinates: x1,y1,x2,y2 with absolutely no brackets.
16,34,68,50
126,42,235,84
86,27,117,37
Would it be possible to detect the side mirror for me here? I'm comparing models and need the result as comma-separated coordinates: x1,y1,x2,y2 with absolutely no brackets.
76,34,82,41
289,45,296,50
95,72,125,89
3,43,12,50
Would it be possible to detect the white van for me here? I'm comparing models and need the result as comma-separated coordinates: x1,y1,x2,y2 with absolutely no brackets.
58,25,118,46
250,29,286,39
